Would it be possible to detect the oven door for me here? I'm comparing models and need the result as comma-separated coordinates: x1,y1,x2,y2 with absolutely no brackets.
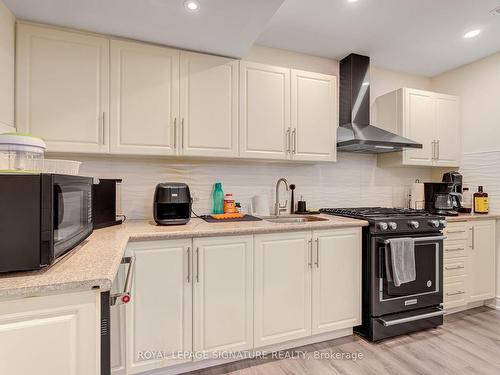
371,233,444,317
52,175,93,259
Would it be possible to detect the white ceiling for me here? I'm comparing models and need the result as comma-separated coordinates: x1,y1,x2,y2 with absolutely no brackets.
257,0,500,76
3,0,284,58
4,0,500,76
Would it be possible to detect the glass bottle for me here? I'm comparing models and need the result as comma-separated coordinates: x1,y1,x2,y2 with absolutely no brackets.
473,186,489,214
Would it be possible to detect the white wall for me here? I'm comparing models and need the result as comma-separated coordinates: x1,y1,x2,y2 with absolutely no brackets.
0,0,15,132
63,45,434,220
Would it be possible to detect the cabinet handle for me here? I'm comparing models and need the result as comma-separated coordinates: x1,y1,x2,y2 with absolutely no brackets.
181,118,185,149
173,118,177,149
431,140,436,160
315,238,319,268
187,247,191,283
446,291,465,296
470,227,475,249
446,229,466,234
437,140,440,160
196,247,200,283
111,256,136,305
445,265,465,270
101,112,106,145
445,247,464,252
308,240,313,268
286,127,291,152
292,129,297,154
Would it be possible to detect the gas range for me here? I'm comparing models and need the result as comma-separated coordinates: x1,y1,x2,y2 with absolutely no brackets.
319,207,446,234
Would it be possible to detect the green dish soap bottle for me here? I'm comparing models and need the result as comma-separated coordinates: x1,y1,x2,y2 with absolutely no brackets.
212,182,224,214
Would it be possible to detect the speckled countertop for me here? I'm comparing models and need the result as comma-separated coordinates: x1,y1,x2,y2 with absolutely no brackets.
445,212,500,222
0,214,368,299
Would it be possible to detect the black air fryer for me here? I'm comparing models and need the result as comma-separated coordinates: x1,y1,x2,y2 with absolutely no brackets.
154,183,192,225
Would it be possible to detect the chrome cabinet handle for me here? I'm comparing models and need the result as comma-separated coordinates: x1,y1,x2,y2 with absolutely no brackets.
432,140,437,160
173,118,177,149
471,226,475,249
111,256,136,305
196,247,200,283
315,238,319,268
286,127,291,152
187,247,191,283
308,240,313,268
101,112,106,145
181,118,185,149
446,291,465,296
445,247,464,252
437,140,440,160
292,129,297,154
446,229,466,234
445,265,465,270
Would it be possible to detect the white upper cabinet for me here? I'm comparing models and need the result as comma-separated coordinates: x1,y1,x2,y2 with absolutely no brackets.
291,70,337,161
434,93,460,167
16,24,110,153
193,236,253,354
376,88,460,167
180,52,239,157
110,40,179,155
0,1,15,131
240,62,290,160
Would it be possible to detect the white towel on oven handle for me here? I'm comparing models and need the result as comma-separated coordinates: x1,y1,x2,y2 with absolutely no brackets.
385,238,416,287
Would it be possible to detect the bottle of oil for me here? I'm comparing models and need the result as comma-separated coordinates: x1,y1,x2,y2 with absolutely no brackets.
473,186,489,214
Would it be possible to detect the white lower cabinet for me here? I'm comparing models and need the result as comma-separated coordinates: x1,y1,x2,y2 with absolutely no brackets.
125,239,192,374
311,228,361,334
0,291,100,375
254,231,312,347
193,236,253,353
468,220,496,302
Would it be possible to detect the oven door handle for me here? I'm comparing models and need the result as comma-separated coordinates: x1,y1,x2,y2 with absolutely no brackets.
377,308,444,327
111,256,136,306
382,235,447,244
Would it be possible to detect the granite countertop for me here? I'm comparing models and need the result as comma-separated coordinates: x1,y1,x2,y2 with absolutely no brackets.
0,214,368,299
446,212,500,222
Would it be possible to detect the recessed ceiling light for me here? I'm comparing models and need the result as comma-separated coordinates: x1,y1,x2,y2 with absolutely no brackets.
184,0,200,12
463,29,481,39
348,0,359,3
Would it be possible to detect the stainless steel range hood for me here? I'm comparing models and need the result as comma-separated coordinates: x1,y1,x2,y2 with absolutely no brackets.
337,54,422,154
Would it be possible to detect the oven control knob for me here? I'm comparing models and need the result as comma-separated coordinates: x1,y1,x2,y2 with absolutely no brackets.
388,222,398,230
408,220,420,229
428,220,440,228
377,222,389,231
439,219,447,228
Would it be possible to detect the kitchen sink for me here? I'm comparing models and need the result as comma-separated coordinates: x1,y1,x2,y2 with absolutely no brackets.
262,215,328,224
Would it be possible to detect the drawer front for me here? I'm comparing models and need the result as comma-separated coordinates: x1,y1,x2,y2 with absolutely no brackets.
444,240,467,260
444,277,467,309
444,222,468,241
444,258,467,278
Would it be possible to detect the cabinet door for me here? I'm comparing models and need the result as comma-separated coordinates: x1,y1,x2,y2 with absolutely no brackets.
240,62,290,160
402,89,435,166
254,232,312,347
126,239,192,374
193,236,253,354
0,291,100,375
291,70,337,161
180,52,238,157
311,228,361,334
16,24,109,153
469,220,496,302
434,94,460,167
110,40,179,155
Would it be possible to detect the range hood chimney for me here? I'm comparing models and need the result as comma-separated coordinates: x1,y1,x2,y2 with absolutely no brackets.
337,54,422,153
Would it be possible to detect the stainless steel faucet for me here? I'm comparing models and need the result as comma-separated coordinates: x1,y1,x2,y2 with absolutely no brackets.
275,178,289,216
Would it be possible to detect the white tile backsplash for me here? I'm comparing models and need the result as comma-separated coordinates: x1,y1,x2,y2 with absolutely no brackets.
72,153,434,219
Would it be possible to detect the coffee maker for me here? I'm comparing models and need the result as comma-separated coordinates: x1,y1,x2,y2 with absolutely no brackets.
424,172,463,216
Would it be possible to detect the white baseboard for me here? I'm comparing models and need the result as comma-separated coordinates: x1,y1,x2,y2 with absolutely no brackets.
142,328,353,375
486,297,500,311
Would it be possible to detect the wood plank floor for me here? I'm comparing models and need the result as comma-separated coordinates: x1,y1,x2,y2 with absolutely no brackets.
192,307,500,375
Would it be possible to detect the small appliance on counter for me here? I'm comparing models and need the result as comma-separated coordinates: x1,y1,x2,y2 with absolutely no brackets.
92,178,124,229
424,182,460,216
154,182,192,225
0,173,93,273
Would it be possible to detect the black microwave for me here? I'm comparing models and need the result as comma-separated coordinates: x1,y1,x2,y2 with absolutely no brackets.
0,173,93,273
